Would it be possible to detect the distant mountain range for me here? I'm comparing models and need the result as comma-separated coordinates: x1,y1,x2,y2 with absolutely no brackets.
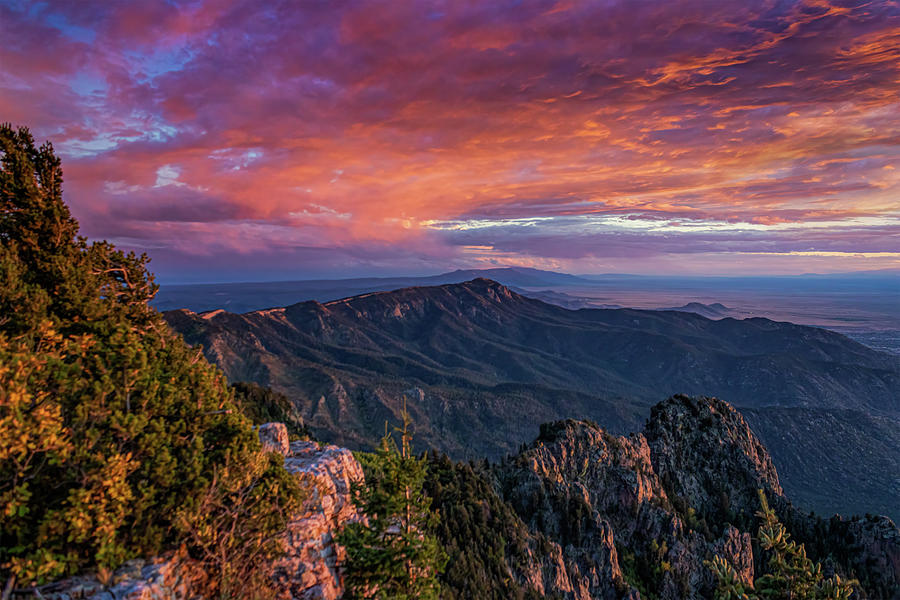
152,267,591,313
658,302,733,319
152,266,900,355
164,278,900,520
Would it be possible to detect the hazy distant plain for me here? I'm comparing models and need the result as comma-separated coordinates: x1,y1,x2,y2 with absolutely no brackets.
557,275,900,354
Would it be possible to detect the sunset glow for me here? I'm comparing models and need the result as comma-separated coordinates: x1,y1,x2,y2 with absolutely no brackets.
3,0,899,280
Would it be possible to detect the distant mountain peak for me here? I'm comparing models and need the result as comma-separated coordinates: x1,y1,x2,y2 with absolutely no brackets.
659,301,733,318
305,278,523,323
462,276,513,290
448,266,555,275
460,277,518,300
401,277,517,298
437,267,589,286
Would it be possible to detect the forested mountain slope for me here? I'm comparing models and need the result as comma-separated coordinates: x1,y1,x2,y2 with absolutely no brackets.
165,279,900,519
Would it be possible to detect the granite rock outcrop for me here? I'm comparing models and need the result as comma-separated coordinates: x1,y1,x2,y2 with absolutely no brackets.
12,432,363,600
446,395,899,599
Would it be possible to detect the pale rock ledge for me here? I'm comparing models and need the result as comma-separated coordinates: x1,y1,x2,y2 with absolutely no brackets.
15,427,364,600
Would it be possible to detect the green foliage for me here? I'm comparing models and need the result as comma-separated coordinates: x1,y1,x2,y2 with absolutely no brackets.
231,381,312,440
707,490,856,600
178,451,308,600
337,409,447,599
423,453,552,600
614,537,670,600
707,555,754,600
616,544,657,600
0,124,301,590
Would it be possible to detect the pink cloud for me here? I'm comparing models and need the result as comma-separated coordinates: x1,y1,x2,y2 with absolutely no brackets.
1,0,898,279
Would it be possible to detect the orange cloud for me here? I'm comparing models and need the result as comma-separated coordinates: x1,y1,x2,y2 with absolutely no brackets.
1,0,898,279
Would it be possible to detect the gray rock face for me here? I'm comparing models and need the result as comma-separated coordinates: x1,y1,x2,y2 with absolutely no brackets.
645,395,782,524
28,434,363,600
7,557,192,600
498,416,757,599
490,396,899,599
273,441,364,600
844,517,900,594
258,422,291,456
714,526,754,585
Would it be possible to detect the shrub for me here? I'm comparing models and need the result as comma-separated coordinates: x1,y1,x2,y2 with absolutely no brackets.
338,409,447,599
177,451,308,599
0,124,301,590
707,490,856,600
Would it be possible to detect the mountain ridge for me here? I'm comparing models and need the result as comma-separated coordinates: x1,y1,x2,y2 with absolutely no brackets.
153,267,589,313
432,395,899,599
174,278,899,410
164,279,900,520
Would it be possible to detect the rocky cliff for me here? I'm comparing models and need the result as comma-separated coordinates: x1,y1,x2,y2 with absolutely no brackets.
493,404,760,599
429,395,900,599
272,439,363,599
13,427,363,600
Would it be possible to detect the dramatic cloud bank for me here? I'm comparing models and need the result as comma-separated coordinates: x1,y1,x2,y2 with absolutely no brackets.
2,0,898,280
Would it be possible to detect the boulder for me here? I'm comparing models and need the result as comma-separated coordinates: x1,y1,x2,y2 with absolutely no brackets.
258,422,291,456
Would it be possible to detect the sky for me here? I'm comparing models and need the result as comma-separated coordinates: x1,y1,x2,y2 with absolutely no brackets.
2,0,899,282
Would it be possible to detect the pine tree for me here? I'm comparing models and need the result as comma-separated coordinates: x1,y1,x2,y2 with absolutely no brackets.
337,406,447,599
0,124,304,592
707,490,855,600
707,555,754,600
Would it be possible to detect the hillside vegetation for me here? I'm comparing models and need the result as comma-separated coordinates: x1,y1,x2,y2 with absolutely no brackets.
165,278,900,519
0,125,303,595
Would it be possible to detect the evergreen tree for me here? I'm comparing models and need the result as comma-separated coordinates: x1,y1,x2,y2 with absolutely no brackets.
0,124,303,592
708,490,855,600
338,407,447,599
422,452,551,600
